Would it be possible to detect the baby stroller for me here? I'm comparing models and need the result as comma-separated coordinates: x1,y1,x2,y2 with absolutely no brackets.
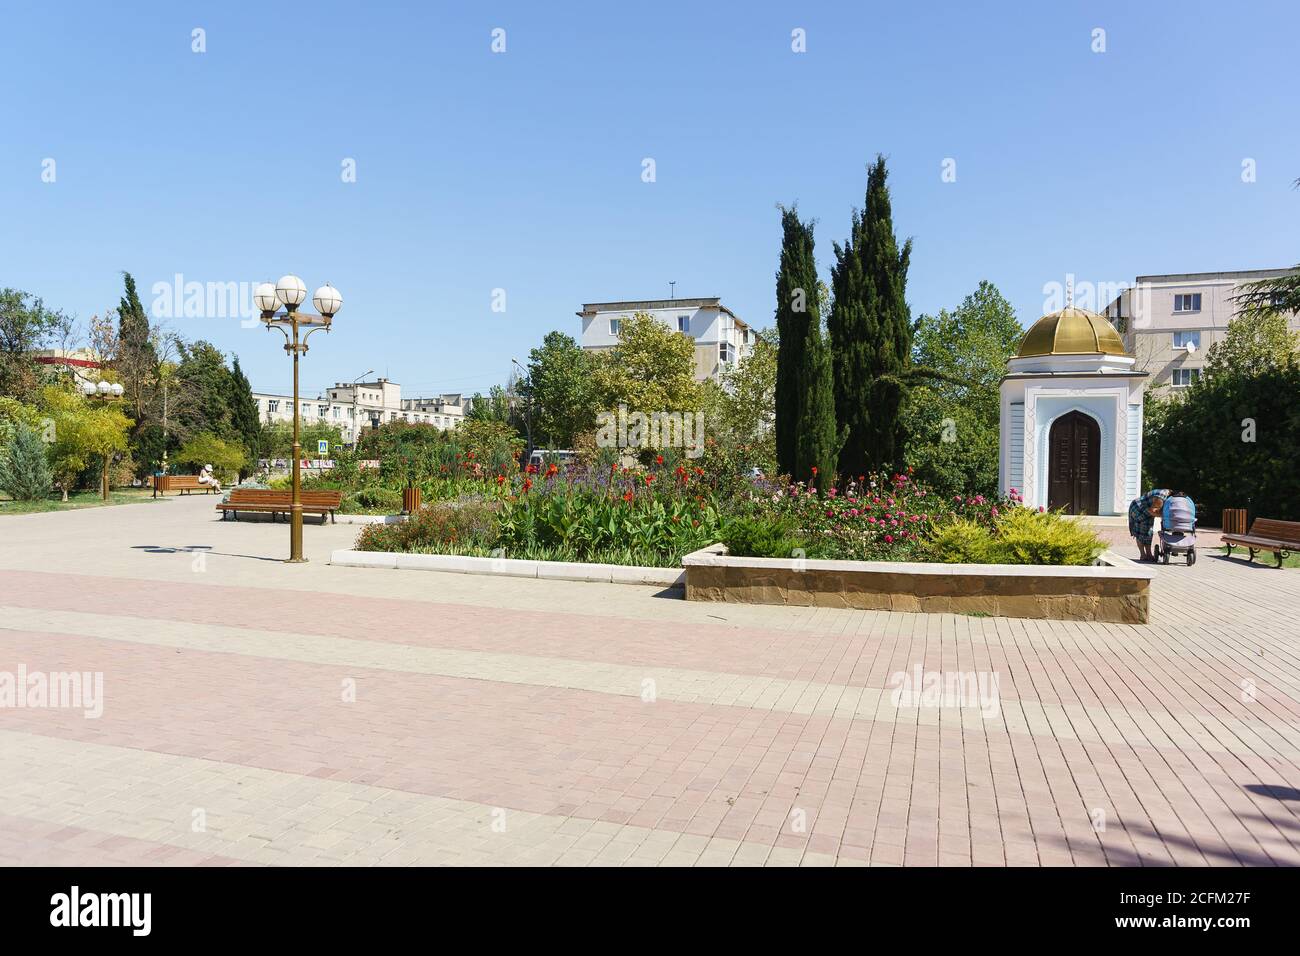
1154,494,1197,565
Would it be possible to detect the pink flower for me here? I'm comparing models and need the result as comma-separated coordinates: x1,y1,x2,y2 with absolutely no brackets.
884,534,894,543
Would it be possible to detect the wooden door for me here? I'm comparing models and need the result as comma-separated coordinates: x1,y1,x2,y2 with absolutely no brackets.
1047,411,1100,515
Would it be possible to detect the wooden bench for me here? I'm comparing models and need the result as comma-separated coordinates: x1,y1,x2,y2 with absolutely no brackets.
216,488,342,523
1222,517,1300,568
152,475,216,496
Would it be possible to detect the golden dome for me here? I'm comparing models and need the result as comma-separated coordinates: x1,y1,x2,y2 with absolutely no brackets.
1016,306,1128,358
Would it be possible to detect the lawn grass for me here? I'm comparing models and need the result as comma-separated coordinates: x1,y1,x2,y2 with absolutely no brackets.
0,488,163,515
1217,545,1300,569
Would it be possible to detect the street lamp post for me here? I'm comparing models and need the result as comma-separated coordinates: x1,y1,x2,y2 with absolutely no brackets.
82,379,125,500
510,357,534,469
349,369,374,450
255,275,343,564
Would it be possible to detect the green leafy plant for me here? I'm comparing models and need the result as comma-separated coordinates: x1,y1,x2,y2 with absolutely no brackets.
720,515,815,559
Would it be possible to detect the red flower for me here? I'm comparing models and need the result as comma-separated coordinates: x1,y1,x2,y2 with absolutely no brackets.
522,478,533,492
496,474,506,485
656,455,664,465
811,466,818,475
645,474,655,485
623,490,634,502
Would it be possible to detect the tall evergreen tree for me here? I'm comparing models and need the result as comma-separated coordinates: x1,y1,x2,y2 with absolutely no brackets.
773,207,838,484
0,421,53,501
774,208,808,477
829,155,914,478
118,273,152,354
795,314,838,488
226,355,261,474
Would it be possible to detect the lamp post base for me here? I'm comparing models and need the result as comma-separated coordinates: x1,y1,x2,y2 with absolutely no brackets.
285,557,309,564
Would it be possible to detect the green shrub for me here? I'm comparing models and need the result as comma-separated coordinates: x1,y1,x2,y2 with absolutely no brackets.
174,432,246,482
989,508,1106,565
0,422,53,501
720,515,815,559
930,508,1105,566
355,499,500,552
930,517,994,563
345,485,402,513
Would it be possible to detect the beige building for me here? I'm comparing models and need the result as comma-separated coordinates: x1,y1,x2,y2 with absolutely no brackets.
1102,268,1300,392
577,297,756,382
253,377,468,446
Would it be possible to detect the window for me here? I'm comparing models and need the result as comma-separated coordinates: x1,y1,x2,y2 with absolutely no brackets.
302,403,311,415
1173,293,1202,313
677,314,690,333
609,318,621,336
718,342,736,365
1171,368,1200,388
267,400,279,414
1172,331,1201,350
318,405,328,418
333,407,340,419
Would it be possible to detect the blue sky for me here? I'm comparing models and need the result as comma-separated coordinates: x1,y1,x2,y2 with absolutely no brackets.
2,1,1297,398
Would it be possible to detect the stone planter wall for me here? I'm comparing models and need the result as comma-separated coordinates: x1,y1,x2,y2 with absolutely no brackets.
682,545,1153,624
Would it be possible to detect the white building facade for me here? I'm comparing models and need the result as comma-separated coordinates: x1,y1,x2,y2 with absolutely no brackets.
999,307,1148,517
577,297,756,382
252,377,467,446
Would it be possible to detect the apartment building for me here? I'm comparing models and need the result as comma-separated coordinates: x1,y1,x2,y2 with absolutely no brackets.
1102,268,1300,392
577,297,756,382
252,377,468,446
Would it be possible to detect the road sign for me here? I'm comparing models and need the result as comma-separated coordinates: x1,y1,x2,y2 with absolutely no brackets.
317,440,329,455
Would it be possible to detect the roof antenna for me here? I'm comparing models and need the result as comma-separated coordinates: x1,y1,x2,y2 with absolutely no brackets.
669,281,676,300
1065,275,1074,309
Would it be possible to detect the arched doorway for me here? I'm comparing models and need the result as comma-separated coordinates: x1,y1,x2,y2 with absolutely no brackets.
1047,411,1100,515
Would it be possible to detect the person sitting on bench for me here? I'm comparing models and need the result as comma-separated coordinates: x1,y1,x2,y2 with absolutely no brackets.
198,464,222,495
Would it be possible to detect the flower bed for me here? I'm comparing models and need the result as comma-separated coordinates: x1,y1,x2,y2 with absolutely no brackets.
353,454,722,568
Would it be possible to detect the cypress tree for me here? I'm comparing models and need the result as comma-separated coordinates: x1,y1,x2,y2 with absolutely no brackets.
118,272,157,367
795,312,838,488
829,155,914,478
774,206,838,485
774,207,810,478
226,355,261,474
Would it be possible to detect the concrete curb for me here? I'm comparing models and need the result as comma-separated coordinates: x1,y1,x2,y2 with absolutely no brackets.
333,513,408,525
329,549,684,587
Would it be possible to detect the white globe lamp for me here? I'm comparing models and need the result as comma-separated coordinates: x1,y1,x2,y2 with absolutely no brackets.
312,283,343,318
254,282,281,316
275,274,307,312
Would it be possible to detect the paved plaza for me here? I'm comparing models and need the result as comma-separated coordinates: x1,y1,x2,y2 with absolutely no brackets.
1,496,1298,866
